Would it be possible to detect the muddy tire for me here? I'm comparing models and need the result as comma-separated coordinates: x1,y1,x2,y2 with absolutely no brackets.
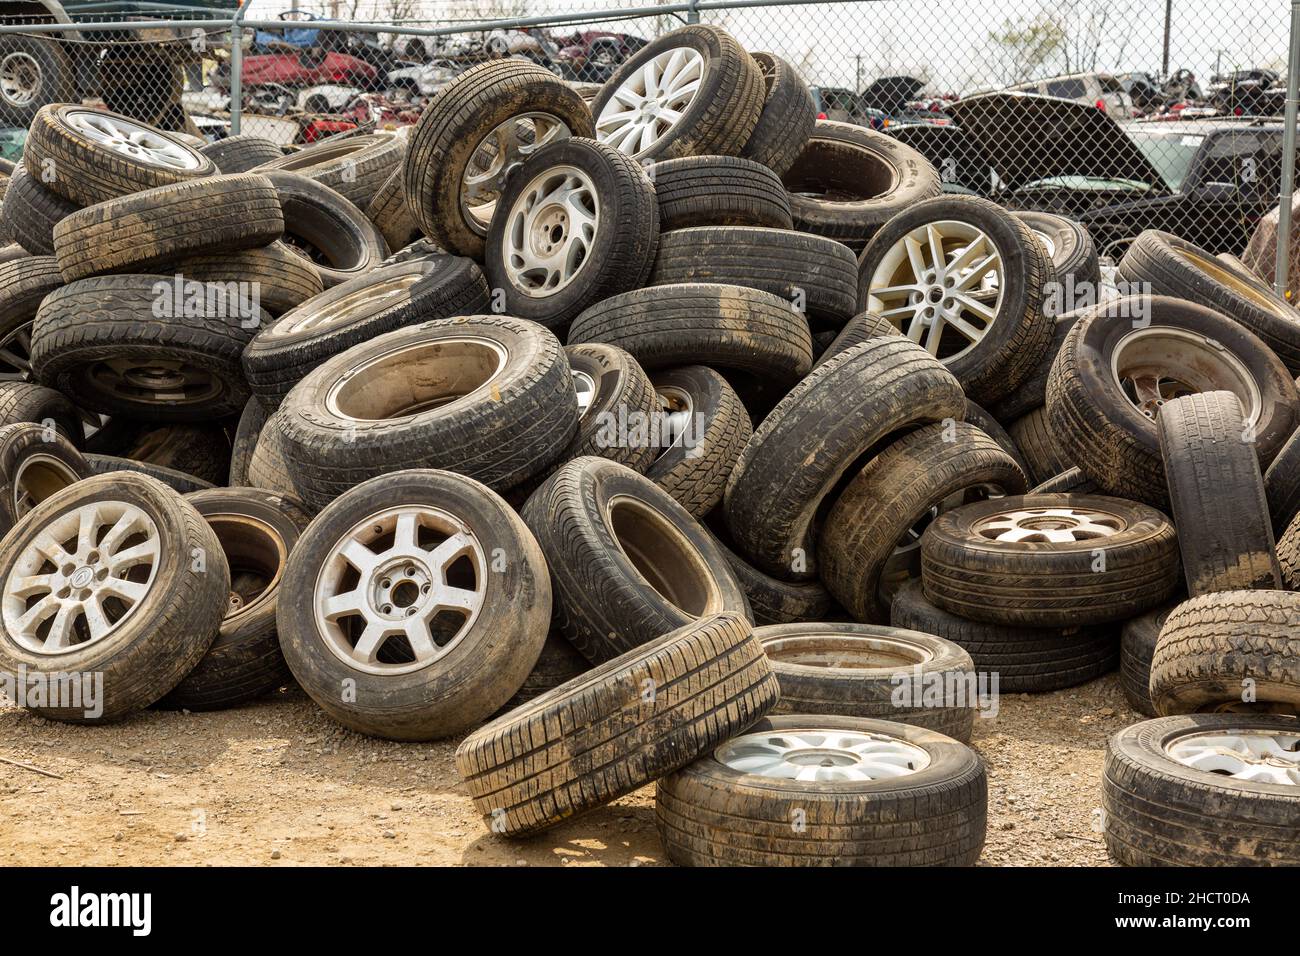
0,421,88,536
172,242,324,319
812,311,899,367
457,611,778,836
84,454,213,493
256,132,405,208
0,380,82,445
1120,603,1174,717
199,134,284,174
1015,211,1100,292
0,165,79,256
1030,467,1097,494
724,337,966,580
963,399,1031,478
1158,392,1280,596
656,714,986,866
0,472,228,722
1103,714,1300,865
246,414,296,496
365,168,422,252
921,493,1180,627
650,155,792,230
989,307,1085,423
267,171,388,288
820,421,1027,622
228,398,267,487
557,343,660,471
1264,426,1300,535
1008,405,1071,485
739,52,816,177
497,632,590,712
0,254,62,382
708,528,837,626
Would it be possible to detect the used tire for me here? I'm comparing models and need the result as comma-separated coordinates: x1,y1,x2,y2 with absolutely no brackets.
0,164,79,256
0,254,62,383
0,420,88,536
649,155,792,230
557,343,660,472
172,242,324,319
1120,603,1174,717
739,52,816,177
84,454,213,493
0,380,82,445
256,132,405,208
497,632,590,712
708,527,837,626
1030,466,1098,494
365,167,421,253
199,134,284,173
988,307,1084,423
456,611,778,837
1264,421,1300,535
1015,211,1101,293
228,398,267,487
812,310,899,368
267,171,388,288
1008,405,1071,485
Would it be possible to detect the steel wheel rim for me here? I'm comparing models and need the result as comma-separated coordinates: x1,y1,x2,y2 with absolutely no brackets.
1031,229,1057,260
461,112,574,236
1166,729,1300,786
716,729,931,781
313,505,486,675
1110,326,1262,427
0,322,32,381
0,52,40,107
205,512,285,621
973,505,1125,544
12,453,79,521
572,369,597,415
274,274,420,337
502,164,599,298
763,634,934,670
2,501,160,654
596,47,704,156
88,358,222,407
606,494,721,617
867,219,1004,361
881,484,1004,603
65,109,202,171
656,386,693,446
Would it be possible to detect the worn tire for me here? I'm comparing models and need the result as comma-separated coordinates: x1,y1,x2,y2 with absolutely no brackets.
739,52,816,177
172,242,324,319
84,454,213,493
1030,466,1097,494
267,171,388,288
0,254,62,382
256,132,405,208
650,155,792,230
557,343,660,471
199,134,284,173
0,421,88,536
365,167,421,252
1120,604,1174,717
707,528,837,626
1015,211,1100,292
812,310,899,368
1264,417,1300,535
0,164,79,256
228,398,267,487
0,380,82,445
497,632,590,712
1008,405,1071,485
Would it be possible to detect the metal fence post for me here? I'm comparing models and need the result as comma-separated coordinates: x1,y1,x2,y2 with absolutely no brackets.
229,1,247,135
687,0,700,24
1275,0,1300,295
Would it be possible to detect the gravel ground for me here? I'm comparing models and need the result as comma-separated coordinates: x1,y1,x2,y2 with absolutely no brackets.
0,671,1133,866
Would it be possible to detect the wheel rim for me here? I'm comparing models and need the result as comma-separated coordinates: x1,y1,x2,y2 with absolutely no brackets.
606,495,721,617
881,484,1005,604
1031,229,1057,260
656,386,693,444
87,359,223,408
572,369,596,415
763,633,934,670
1166,729,1300,785
502,163,599,298
1110,326,1262,426
65,110,202,171
0,52,41,108
2,501,160,654
716,729,931,781
313,505,485,675
461,112,574,236
205,512,285,621
867,220,1005,361
595,47,704,156
972,505,1125,544
0,322,32,381
325,336,508,421
11,454,79,521
272,274,420,337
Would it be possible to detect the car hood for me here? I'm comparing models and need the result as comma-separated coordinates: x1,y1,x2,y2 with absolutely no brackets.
860,75,926,113
947,92,1169,194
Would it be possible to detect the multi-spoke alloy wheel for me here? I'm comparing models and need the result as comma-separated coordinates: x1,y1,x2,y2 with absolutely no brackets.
63,109,201,171
596,48,703,156
972,505,1125,544
0,51,40,108
502,164,599,297
1166,730,1300,785
461,113,573,235
0,324,32,381
716,728,931,781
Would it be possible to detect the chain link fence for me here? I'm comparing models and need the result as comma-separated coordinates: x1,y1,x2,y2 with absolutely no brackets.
0,0,1296,277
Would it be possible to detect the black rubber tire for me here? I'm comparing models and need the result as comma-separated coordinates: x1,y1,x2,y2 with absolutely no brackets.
404,59,594,258
1008,405,1071,485
381,237,450,266
246,412,296,496
32,275,258,422
255,132,405,209
0,36,73,126
568,282,813,388
812,310,899,368
456,611,779,837
0,472,228,722
1103,714,1300,865
590,25,764,162
724,337,966,580
91,421,232,486
650,226,858,327
783,120,941,250
172,242,324,319
484,138,658,330
242,256,490,409
1030,466,1098,494
1120,603,1174,717
228,398,267,487
84,454,214,493
0,421,88,536
988,307,1084,423
856,194,1055,406
649,155,792,230
921,493,1181,627
1014,211,1101,291
496,632,591,712
0,255,62,382
273,316,577,510
1046,295,1300,507
159,489,310,711
24,104,217,206
1158,392,1281,596
820,420,1028,623
1149,589,1300,715
0,164,79,256
277,469,552,740
645,365,750,517
522,456,750,663
199,134,284,173
656,714,987,866
707,527,837,626
1279,512,1300,590
52,174,284,282
963,399,1032,479
266,171,389,289
0,380,83,446
759,623,978,742
558,343,660,472
739,51,816,177
1265,426,1300,535
365,167,422,253
1118,229,1300,375
890,580,1120,693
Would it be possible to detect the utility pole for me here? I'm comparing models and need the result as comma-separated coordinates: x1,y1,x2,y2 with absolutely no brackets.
855,54,862,93
1161,0,1172,78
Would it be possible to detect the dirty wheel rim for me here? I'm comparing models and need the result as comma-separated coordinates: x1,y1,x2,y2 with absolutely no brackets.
595,46,704,156
502,163,598,297
763,633,934,670
716,729,931,781
274,274,420,337
1110,326,1262,426
3,501,160,654
313,505,486,675
461,112,574,236
0,52,40,108
12,453,79,521
606,494,721,617
65,109,201,170
1166,730,1300,785
206,512,286,621
867,219,1004,361
881,484,1004,603
88,358,223,408
572,369,596,415
973,505,1125,543
326,336,508,421
0,322,32,381
1031,229,1057,260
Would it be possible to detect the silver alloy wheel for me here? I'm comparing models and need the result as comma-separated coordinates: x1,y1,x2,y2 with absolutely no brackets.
1031,229,1056,260
313,505,486,675
572,369,596,415
716,729,931,781
656,386,693,451
271,274,420,337
502,164,599,297
460,112,573,235
2,501,160,654
1166,730,1300,785
65,109,202,171
1110,326,1262,426
762,633,935,670
973,505,1125,544
0,51,40,108
0,322,32,381
881,484,1004,603
11,453,79,521
595,47,704,156
867,220,1004,360
88,358,222,407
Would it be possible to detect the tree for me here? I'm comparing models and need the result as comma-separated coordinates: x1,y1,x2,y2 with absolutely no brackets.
985,12,1065,86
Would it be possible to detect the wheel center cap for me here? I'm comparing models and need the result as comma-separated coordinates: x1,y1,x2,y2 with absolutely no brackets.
70,567,93,589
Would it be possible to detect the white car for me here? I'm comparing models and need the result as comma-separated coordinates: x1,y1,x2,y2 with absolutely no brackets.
1005,72,1135,116
384,59,459,100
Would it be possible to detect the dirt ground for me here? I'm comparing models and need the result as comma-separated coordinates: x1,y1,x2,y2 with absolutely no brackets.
0,672,1130,866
